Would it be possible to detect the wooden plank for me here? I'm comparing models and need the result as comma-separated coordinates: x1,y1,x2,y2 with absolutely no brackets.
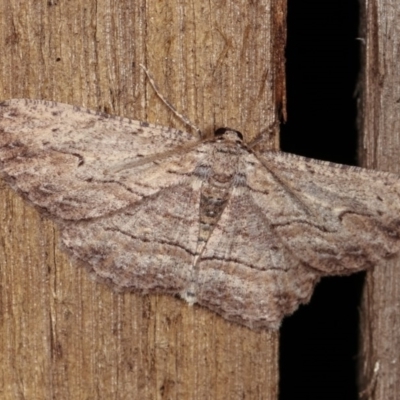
358,1,400,399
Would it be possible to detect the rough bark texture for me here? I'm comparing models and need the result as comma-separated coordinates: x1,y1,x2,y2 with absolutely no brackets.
0,0,285,398
358,1,400,399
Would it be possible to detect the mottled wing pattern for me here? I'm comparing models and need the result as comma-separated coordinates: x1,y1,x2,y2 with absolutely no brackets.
0,99,206,295
196,187,318,330
0,99,199,220
61,184,202,295
254,151,400,274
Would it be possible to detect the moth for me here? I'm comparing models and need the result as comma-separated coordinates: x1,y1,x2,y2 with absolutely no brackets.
1,73,400,330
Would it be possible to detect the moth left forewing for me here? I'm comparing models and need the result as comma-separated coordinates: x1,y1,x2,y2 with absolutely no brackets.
0,99,197,154
0,99,201,220
255,150,400,274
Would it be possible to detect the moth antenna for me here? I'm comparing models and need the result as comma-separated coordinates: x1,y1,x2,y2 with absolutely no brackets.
140,64,203,139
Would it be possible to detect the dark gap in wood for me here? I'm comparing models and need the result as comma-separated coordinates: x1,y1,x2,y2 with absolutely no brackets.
279,1,362,399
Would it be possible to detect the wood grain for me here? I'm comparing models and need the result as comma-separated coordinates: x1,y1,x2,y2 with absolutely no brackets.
358,1,400,399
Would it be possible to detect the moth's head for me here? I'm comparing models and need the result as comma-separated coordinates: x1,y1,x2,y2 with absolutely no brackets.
213,127,244,143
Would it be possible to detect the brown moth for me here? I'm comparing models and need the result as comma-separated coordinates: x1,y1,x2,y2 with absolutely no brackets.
1,90,400,330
